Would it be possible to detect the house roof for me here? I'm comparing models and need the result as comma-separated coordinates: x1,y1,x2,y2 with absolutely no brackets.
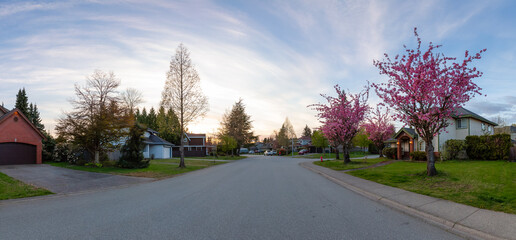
0,108,46,139
454,107,498,126
144,134,174,146
147,128,159,135
393,128,418,139
385,138,397,143
299,136,311,141
0,105,9,115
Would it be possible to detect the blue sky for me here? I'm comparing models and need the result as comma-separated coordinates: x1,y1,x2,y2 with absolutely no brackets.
1,0,515,138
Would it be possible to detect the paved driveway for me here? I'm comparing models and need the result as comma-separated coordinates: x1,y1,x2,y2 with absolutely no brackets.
0,164,153,194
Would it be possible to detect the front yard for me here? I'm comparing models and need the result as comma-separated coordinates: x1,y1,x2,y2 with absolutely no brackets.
0,172,52,200
48,159,226,179
314,157,388,171
348,160,516,214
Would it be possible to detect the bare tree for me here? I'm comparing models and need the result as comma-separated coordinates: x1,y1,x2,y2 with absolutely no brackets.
56,70,130,163
121,88,144,114
161,43,208,168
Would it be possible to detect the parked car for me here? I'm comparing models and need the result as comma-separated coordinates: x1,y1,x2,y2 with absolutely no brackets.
264,150,275,156
249,150,255,154
240,148,249,154
298,149,309,155
272,150,277,155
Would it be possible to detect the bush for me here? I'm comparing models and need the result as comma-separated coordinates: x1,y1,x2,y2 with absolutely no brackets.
383,147,397,159
278,148,287,156
368,143,379,154
442,140,467,160
410,151,427,161
118,123,150,169
466,134,511,160
54,143,81,163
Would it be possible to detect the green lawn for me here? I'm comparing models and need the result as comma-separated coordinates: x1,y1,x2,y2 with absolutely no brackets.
47,159,226,179
0,172,52,200
314,158,388,171
348,160,516,214
300,151,371,159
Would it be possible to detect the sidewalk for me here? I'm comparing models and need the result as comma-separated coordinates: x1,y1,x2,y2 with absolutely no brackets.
300,161,516,240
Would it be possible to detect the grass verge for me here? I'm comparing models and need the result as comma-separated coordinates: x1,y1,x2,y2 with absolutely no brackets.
314,158,388,171
348,160,516,214
0,172,52,200
47,159,226,179
185,155,247,160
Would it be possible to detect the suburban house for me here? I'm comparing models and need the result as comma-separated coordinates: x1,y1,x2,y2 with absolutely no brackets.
172,133,207,157
143,129,175,159
386,107,497,160
297,136,312,147
0,106,45,165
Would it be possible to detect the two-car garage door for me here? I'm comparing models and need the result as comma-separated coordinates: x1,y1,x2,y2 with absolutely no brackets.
0,143,36,165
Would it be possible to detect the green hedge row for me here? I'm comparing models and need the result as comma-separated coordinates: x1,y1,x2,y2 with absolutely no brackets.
465,134,512,160
383,147,397,159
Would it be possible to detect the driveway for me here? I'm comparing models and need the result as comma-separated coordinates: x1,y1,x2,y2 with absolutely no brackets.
0,164,153,194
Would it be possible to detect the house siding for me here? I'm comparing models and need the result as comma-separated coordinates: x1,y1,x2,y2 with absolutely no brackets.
0,111,43,164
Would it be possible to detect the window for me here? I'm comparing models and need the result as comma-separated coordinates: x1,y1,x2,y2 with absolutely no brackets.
456,119,467,129
481,123,486,131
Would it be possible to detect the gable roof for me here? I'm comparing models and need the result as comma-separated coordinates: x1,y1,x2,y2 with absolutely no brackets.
0,108,46,139
0,105,9,115
393,128,418,139
454,107,497,126
144,130,174,146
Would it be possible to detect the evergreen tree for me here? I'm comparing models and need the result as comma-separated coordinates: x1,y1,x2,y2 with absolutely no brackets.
15,88,29,117
147,107,157,130
137,107,148,126
118,123,149,168
218,99,254,154
30,104,44,131
302,125,312,138
42,131,56,162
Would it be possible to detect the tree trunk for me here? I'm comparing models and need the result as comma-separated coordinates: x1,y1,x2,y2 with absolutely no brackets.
343,146,351,164
378,145,384,157
425,139,437,176
335,146,340,160
94,150,99,164
179,130,186,168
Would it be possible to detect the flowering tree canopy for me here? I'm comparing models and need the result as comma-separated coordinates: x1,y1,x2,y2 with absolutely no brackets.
372,28,485,175
363,106,395,157
310,85,369,163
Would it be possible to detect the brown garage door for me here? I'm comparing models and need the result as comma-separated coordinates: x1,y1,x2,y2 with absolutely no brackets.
0,143,36,165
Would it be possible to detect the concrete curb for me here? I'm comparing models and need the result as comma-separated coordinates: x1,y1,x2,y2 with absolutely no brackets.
300,161,513,240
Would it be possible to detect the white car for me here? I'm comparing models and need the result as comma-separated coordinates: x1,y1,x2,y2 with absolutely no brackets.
264,150,274,156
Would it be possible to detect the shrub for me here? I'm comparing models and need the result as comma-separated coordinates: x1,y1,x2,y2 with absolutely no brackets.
466,134,511,160
54,143,81,163
383,147,397,159
368,143,379,154
278,148,287,156
442,140,467,160
118,123,150,169
410,151,427,161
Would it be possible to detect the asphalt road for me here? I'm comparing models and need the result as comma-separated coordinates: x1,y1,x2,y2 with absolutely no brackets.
0,155,463,240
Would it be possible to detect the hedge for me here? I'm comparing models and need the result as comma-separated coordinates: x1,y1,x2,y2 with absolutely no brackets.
410,151,427,161
442,139,467,160
465,134,511,160
383,147,397,159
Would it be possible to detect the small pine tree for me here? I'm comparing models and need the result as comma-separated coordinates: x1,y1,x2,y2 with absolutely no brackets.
42,131,56,162
118,123,149,168
30,104,44,131
15,88,29,117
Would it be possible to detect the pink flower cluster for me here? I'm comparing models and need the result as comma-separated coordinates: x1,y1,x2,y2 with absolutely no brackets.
363,106,394,151
310,85,370,148
372,28,484,141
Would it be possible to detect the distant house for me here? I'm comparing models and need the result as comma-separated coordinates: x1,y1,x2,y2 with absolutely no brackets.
386,107,497,160
173,133,207,157
297,136,312,147
0,106,45,165
143,129,174,159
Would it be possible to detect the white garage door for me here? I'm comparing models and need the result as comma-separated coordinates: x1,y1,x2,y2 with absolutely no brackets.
163,147,171,159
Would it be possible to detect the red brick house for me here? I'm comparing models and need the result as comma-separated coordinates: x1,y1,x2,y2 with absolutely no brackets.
0,106,46,165
172,133,207,157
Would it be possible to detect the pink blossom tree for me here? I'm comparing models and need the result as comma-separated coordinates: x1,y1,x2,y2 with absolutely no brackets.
372,28,485,176
363,106,395,157
310,85,369,163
